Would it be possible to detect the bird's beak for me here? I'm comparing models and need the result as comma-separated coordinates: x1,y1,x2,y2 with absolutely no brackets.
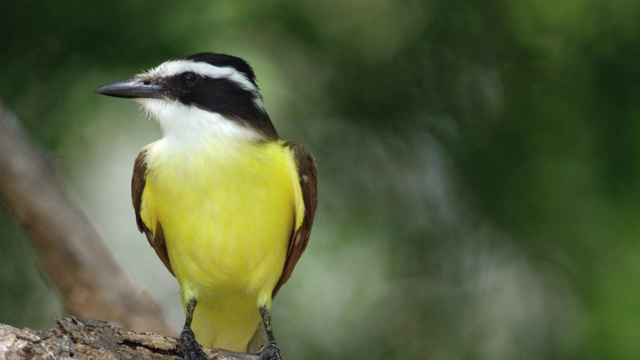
95,77,166,99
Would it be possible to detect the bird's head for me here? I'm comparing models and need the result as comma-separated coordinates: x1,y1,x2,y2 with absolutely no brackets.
96,53,277,142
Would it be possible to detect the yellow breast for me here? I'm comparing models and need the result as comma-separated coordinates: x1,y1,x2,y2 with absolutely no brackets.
139,138,295,350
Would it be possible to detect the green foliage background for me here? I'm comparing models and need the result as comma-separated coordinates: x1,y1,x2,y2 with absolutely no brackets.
2,1,640,359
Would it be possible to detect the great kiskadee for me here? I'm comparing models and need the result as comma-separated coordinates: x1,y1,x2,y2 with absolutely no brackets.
95,53,317,360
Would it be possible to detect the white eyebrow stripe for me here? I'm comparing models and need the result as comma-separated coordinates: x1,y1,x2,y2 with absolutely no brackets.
146,60,258,93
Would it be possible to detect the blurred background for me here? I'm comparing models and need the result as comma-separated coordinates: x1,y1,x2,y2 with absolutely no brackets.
1,1,640,359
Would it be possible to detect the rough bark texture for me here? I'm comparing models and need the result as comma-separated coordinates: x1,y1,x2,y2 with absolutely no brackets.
0,316,258,360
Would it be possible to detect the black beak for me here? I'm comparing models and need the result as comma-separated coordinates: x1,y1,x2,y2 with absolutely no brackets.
95,78,166,99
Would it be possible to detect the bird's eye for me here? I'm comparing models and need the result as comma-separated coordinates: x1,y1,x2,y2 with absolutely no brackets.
179,72,198,86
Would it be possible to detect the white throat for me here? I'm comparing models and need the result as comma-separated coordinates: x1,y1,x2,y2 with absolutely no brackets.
139,98,264,146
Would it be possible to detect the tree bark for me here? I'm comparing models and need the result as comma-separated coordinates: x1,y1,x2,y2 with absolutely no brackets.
0,316,257,360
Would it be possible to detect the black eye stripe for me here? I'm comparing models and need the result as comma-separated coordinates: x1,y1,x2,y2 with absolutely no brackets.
150,54,279,139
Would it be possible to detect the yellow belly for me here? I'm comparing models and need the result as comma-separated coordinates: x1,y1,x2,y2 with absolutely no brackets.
140,139,295,351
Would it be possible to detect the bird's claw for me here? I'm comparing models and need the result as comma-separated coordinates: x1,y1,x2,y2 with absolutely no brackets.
180,325,208,360
259,341,283,360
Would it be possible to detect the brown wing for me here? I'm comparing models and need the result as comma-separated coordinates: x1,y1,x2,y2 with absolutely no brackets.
272,141,318,298
132,149,174,275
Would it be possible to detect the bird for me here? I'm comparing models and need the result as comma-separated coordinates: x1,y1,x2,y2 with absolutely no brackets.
95,52,317,360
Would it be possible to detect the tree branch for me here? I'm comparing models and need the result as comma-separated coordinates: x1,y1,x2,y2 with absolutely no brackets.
0,316,257,360
0,103,171,335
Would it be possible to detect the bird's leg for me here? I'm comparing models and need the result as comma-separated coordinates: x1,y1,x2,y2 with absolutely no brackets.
259,307,283,360
180,298,208,360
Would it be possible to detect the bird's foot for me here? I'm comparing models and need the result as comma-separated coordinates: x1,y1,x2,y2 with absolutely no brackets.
259,341,283,360
179,325,208,360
